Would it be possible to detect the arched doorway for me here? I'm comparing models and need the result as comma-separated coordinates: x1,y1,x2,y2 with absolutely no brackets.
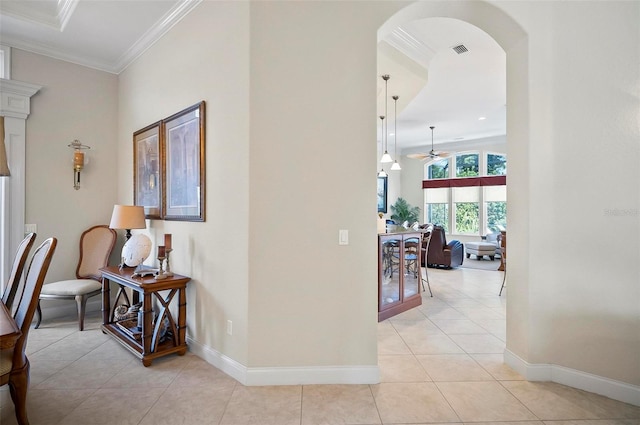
376,0,529,375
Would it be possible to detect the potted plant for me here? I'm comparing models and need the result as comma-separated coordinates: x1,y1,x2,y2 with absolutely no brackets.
390,197,421,226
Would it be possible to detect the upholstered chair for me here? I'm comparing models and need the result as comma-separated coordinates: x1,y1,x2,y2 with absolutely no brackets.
425,225,464,269
35,225,115,331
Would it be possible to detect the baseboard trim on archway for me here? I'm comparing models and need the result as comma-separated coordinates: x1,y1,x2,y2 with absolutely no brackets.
504,349,640,407
187,336,380,386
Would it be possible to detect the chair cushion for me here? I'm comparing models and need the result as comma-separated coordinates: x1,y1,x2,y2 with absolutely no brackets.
0,349,12,376
40,279,101,296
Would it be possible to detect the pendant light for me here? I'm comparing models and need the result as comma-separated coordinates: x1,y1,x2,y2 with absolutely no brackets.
390,95,401,171
380,74,393,164
377,115,387,177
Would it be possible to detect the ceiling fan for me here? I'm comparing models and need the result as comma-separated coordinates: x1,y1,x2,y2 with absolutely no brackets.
407,126,451,162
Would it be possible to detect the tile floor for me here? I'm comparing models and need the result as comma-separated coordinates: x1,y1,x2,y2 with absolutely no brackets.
1,267,639,424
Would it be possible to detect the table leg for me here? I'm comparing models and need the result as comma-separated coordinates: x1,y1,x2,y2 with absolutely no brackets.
178,287,186,347
101,277,110,326
142,292,153,358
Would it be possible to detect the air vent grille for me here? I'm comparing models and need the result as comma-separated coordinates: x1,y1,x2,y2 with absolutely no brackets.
452,44,468,54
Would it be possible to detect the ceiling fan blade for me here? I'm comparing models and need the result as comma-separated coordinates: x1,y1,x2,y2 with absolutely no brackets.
407,153,430,160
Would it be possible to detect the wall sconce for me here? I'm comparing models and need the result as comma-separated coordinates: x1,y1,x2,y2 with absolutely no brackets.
67,139,90,190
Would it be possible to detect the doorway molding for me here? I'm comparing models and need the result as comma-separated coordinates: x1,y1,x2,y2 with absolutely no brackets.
0,78,41,287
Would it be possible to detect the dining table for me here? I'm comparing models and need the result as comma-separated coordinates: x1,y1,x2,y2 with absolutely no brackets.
0,301,21,350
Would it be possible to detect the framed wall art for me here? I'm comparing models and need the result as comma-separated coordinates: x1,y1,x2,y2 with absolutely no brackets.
162,101,206,221
377,175,388,214
133,122,162,219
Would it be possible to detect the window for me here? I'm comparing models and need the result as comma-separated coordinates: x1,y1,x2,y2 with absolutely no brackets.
453,186,479,234
423,149,506,236
455,153,479,177
485,185,506,233
427,158,449,179
425,188,449,232
487,153,506,175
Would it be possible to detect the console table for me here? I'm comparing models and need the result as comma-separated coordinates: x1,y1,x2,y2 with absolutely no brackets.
100,266,190,366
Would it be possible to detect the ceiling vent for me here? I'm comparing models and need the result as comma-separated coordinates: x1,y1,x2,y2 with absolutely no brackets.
452,44,468,54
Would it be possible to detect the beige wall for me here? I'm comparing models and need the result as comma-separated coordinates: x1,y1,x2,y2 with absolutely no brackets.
12,50,119,286
247,1,403,369
118,1,251,364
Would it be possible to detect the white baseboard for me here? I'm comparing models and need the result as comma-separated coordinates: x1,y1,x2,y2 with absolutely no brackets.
504,349,640,406
187,336,380,386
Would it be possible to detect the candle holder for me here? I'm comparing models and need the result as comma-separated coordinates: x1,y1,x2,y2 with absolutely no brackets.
164,248,174,277
155,255,168,280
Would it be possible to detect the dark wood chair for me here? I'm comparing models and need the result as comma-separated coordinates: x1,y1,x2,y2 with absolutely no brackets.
35,225,115,331
2,233,37,312
1,237,57,425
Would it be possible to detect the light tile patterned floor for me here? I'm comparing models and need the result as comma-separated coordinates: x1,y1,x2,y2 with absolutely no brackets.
2,267,639,424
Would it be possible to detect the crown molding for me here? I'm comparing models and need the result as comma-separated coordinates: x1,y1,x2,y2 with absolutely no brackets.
384,27,436,69
115,0,203,74
1,0,202,74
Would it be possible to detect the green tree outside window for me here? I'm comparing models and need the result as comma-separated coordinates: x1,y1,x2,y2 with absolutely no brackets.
455,202,479,233
487,154,507,175
427,203,449,232
455,153,479,177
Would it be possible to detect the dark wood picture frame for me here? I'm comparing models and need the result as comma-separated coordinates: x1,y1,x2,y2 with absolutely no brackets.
162,101,205,221
377,175,388,214
133,121,162,219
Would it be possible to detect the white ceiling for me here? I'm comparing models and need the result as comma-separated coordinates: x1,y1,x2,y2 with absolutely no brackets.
0,1,505,153
0,0,200,74
378,17,506,154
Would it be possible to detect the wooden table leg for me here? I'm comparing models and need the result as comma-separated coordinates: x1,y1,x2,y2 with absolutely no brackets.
101,277,110,326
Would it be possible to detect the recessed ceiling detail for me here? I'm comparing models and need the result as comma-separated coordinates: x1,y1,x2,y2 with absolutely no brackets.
0,0,78,31
0,0,202,74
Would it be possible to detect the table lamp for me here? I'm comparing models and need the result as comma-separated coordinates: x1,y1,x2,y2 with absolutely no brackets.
109,205,146,240
109,205,152,269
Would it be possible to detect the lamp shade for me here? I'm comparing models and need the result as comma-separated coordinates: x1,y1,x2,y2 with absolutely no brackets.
109,205,146,230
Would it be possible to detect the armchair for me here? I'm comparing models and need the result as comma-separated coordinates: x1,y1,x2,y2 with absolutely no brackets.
425,225,464,269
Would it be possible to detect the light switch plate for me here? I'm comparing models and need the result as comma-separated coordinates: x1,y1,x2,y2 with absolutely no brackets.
25,224,37,234
339,229,349,245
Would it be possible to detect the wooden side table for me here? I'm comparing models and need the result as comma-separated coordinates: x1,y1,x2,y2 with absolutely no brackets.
100,266,190,366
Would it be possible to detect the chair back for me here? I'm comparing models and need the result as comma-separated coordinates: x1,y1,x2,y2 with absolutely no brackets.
498,231,507,262
76,225,117,281
404,237,421,258
2,233,36,311
429,226,447,249
12,237,57,368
